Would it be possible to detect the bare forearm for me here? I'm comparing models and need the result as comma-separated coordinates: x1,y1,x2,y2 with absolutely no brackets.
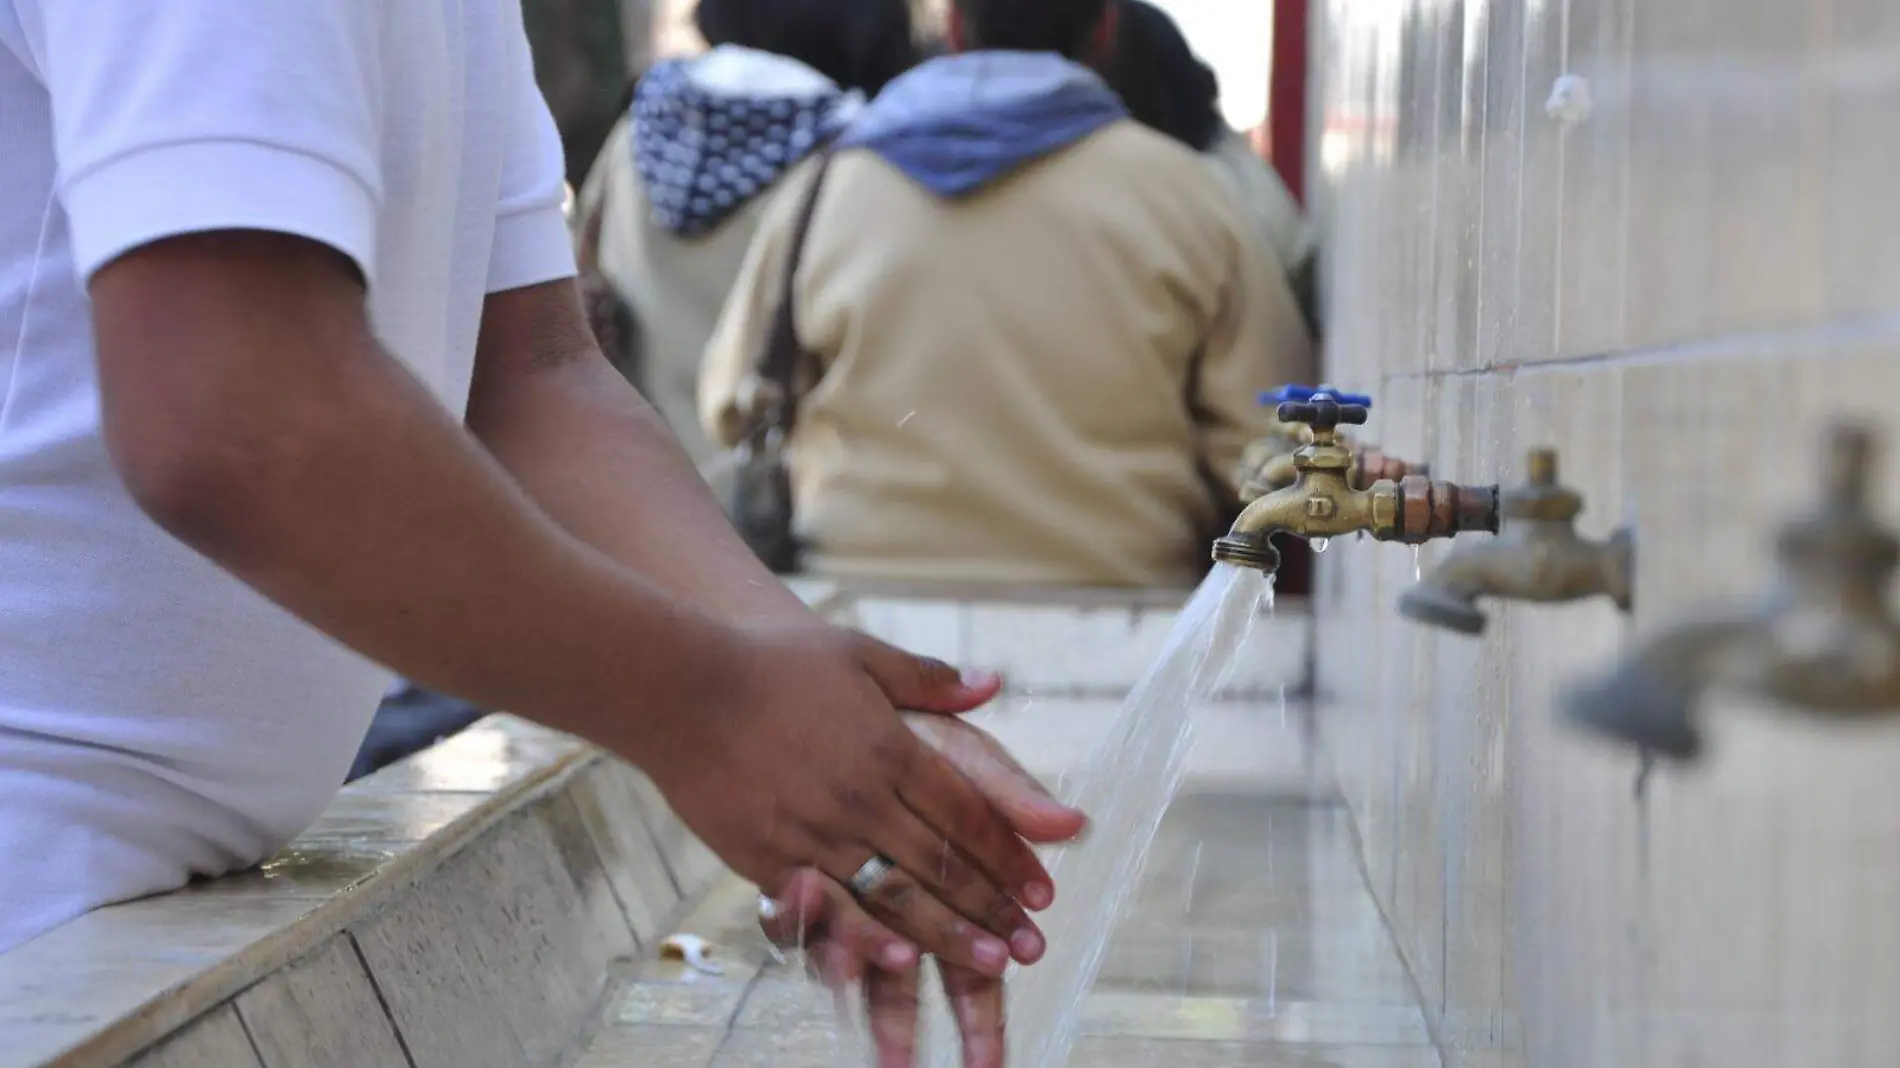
466,314,815,626
91,235,736,762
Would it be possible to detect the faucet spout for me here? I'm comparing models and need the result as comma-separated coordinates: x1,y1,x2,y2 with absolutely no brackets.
1398,448,1634,634
1563,424,1900,763
1562,615,1758,761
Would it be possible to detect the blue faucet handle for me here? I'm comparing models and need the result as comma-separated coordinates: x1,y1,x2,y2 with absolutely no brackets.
1259,384,1374,409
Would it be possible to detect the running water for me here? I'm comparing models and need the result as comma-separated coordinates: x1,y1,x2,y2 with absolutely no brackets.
919,564,1269,1068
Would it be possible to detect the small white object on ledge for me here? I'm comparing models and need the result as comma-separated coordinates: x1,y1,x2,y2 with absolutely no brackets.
1546,74,1594,126
658,933,725,976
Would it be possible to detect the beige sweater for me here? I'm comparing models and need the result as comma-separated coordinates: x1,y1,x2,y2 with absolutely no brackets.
702,121,1314,588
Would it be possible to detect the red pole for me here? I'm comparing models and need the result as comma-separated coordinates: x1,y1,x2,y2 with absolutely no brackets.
1262,0,1315,597
1266,0,1309,204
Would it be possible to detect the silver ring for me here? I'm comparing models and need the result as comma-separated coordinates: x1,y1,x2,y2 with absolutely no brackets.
849,854,898,897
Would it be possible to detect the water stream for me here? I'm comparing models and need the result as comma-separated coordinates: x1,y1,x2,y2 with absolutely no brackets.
916,563,1270,1067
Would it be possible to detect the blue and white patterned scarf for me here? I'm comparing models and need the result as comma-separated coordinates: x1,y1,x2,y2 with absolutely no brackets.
632,49,860,238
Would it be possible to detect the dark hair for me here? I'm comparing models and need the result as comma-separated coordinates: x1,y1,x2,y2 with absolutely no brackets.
950,0,1110,60
1104,0,1226,153
694,0,921,96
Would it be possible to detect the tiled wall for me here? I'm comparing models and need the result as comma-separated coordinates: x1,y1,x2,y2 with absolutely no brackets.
1310,2,1900,1066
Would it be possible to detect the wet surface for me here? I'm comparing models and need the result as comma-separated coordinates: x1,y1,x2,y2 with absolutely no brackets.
577,792,1437,1066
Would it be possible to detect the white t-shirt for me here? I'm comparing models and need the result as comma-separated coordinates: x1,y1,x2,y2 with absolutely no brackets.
0,1,576,952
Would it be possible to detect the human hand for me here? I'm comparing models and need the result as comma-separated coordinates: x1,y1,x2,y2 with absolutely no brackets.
759,715,1088,1068
647,623,1060,977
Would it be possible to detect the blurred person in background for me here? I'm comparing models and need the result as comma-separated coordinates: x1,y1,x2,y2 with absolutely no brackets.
1105,0,1317,337
573,0,921,484
701,0,1314,589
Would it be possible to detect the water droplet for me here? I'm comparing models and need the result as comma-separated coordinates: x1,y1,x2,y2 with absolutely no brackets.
896,411,917,428
1312,537,1330,553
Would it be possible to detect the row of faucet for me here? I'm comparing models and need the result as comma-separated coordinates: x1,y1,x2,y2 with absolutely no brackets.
1215,386,1900,765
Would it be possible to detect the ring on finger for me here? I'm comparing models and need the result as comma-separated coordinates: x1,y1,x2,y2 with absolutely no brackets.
850,854,899,897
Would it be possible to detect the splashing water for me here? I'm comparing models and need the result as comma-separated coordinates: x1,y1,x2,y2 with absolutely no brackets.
920,564,1268,1068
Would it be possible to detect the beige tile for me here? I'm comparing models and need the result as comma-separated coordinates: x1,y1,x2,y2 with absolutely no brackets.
1695,3,1830,338
349,715,589,795
966,601,1183,694
849,598,966,663
729,971,851,1032
1097,926,1415,1006
0,894,327,1063
958,697,1316,792
1552,0,1635,359
126,1005,263,1068
1820,3,1900,319
1618,0,1716,349
349,799,632,1068
607,970,752,1030
1079,992,1429,1046
233,935,408,1068
606,875,785,1030
294,789,489,845
1511,0,1568,362
566,759,684,947
1471,0,1530,372
1064,1037,1440,1068
709,1023,879,1067
573,1025,724,1068
610,763,730,903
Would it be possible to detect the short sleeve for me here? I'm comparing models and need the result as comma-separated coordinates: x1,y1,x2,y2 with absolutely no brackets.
14,1,386,284
484,16,576,295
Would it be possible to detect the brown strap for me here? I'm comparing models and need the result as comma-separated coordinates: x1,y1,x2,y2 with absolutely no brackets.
756,147,838,438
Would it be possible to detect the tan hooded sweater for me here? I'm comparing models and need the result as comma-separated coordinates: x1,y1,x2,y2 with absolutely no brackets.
701,116,1313,588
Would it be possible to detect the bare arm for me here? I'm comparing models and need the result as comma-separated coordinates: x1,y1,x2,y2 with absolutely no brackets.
465,276,812,626
90,231,736,758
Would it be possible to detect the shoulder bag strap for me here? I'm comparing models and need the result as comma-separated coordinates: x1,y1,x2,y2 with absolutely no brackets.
756,147,839,438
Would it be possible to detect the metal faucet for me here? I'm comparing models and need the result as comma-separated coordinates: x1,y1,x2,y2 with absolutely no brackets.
1211,390,1502,574
1397,448,1633,635
1564,424,1900,762
1234,387,1430,502
1241,435,1430,503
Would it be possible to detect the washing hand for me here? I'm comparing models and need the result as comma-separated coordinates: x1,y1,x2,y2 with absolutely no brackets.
648,623,1064,977
759,713,1089,1068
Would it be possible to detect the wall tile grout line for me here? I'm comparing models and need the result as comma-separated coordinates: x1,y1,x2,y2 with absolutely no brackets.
227,1004,272,1068
1385,309,1900,382
346,931,424,1068
557,787,649,952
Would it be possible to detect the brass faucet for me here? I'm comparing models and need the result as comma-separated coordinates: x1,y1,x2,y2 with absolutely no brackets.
1241,434,1430,503
1397,448,1633,635
1234,387,1430,502
1211,391,1501,573
1564,424,1900,762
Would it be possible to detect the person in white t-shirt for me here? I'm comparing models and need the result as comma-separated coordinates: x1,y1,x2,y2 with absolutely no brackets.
0,0,1084,1024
